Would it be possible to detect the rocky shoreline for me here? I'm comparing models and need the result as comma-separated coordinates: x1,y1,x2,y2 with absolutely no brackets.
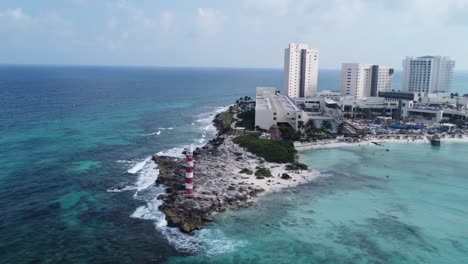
154,113,318,233
153,138,264,233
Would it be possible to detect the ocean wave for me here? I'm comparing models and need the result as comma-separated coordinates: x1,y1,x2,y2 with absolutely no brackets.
134,160,159,194
199,229,248,257
156,147,185,158
143,131,161,136
128,105,231,254
127,156,152,174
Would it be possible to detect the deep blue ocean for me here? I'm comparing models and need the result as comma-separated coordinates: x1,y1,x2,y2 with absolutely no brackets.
0,66,467,263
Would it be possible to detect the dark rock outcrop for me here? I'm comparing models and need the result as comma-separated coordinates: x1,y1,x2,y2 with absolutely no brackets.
152,145,264,233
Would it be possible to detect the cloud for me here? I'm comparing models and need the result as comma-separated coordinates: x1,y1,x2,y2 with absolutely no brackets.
160,11,175,32
0,8,33,24
243,0,291,16
196,8,223,37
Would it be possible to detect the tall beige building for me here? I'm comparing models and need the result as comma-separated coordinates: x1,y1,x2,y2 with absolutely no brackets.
341,63,394,99
284,43,319,98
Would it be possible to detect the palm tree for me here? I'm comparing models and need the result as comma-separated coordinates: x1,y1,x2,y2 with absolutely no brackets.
298,121,305,130
305,120,317,139
321,120,333,133
337,122,345,135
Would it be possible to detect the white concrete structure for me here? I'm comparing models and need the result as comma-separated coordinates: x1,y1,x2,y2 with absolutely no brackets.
341,63,394,99
403,56,455,94
255,87,304,130
340,96,400,117
284,43,319,98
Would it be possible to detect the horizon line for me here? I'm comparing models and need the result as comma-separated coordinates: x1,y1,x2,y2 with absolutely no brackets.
1,63,468,72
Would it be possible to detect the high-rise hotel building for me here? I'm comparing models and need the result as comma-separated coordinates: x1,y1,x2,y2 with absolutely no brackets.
403,56,455,94
341,63,394,99
284,43,319,98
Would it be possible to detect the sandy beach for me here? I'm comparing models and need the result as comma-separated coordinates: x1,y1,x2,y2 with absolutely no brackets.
295,135,468,151
219,136,320,194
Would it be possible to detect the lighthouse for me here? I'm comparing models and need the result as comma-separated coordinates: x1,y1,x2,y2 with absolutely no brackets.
185,145,194,195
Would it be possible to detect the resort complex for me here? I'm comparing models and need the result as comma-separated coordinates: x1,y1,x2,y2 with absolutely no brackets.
254,43,468,143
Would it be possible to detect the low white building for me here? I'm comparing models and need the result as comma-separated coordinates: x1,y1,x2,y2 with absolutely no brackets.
255,87,304,130
339,96,400,117
402,105,444,124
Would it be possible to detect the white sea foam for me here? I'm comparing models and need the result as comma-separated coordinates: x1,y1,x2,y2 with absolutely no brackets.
131,196,166,226
156,147,185,158
142,131,161,136
130,178,205,254
127,156,152,174
134,160,159,194
198,229,248,257
129,105,235,254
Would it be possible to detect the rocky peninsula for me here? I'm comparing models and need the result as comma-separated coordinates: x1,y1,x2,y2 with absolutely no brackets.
154,113,318,233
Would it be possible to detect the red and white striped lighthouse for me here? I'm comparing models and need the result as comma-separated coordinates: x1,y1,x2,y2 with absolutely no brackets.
185,145,194,195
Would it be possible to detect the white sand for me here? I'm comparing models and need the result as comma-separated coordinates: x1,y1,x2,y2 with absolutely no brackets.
209,134,468,197
295,135,468,151
218,136,320,194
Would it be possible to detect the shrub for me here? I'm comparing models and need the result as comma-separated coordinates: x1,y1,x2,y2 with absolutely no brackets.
255,167,272,178
234,133,296,163
239,168,253,175
256,176,265,180
285,162,309,171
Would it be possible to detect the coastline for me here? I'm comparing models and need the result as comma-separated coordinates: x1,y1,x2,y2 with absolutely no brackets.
153,112,319,233
295,136,468,151
152,108,468,234
154,134,319,233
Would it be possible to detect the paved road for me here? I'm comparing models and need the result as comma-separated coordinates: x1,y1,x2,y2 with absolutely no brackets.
231,113,242,129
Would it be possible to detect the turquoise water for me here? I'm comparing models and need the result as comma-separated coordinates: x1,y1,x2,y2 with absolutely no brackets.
167,143,468,263
1,66,467,263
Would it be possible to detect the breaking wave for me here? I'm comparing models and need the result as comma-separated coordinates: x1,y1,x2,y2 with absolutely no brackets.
125,105,234,254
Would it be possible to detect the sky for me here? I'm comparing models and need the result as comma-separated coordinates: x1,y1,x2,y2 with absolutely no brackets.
1,0,468,70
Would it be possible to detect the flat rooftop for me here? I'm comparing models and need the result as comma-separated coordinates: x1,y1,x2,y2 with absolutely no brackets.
256,87,301,113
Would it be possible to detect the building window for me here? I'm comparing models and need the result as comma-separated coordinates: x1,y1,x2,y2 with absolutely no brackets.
273,117,276,120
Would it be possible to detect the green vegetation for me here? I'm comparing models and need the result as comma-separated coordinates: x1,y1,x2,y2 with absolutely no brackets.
254,167,272,178
337,122,345,135
239,168,253,175
234,133,297,163
237,109,255,130
220,111,234,127
285,162,309,171
321,120,333,132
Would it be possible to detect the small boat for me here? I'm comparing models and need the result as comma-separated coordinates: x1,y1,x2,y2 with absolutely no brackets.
430,135,441,146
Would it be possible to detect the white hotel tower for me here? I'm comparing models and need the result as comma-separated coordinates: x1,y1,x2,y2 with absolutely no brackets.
341,63,394,99
403,56,455,94
284,43,319,98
